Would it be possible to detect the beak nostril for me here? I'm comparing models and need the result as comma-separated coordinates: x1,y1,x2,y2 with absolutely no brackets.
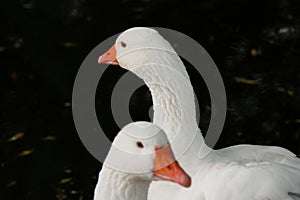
107,52,111,56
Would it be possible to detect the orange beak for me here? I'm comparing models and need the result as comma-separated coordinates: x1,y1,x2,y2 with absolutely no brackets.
154,144,191,188
98,44,119,65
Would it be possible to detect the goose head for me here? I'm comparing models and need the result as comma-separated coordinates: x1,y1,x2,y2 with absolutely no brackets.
105,121,191,187
98,27,179,71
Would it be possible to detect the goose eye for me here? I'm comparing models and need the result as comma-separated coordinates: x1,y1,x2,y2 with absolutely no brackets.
136,141,144,148
120,41,127,48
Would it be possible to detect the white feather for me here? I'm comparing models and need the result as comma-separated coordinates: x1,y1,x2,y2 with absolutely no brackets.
114,27,300,200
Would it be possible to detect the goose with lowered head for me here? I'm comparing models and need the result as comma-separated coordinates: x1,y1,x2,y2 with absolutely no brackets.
93,121,191,200
98,27,300,200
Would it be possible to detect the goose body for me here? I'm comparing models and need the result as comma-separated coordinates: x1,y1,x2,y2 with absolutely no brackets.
93,122,191,200
98,27,300,200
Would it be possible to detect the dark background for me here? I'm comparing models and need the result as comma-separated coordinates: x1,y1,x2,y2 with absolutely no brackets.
0,0,300,199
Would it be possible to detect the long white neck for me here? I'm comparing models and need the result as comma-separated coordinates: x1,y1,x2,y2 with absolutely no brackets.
94,166,151,200
131,52,211,170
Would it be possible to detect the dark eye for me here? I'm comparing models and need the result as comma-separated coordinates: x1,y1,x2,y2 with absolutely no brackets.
120,41,127,48
136,141,144,148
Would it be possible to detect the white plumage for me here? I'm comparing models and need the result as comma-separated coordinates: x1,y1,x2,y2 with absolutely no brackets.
98,27,300,200
93,122,191,200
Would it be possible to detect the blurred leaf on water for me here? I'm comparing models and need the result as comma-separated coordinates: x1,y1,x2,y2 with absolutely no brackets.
7,181,16,188
250,48,262,57
18,149,34,157
8,131,24,142
234,77,261,85
42,135,57,141
59,177,73,184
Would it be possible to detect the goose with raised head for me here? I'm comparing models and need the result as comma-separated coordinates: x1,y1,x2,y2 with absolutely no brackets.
98,27,300,200
93,121,191,200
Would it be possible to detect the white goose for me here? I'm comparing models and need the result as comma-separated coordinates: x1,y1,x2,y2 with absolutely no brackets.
93,121,191,200
98,27,300,200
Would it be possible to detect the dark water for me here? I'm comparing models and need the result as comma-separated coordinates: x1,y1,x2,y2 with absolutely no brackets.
0,0,300,199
